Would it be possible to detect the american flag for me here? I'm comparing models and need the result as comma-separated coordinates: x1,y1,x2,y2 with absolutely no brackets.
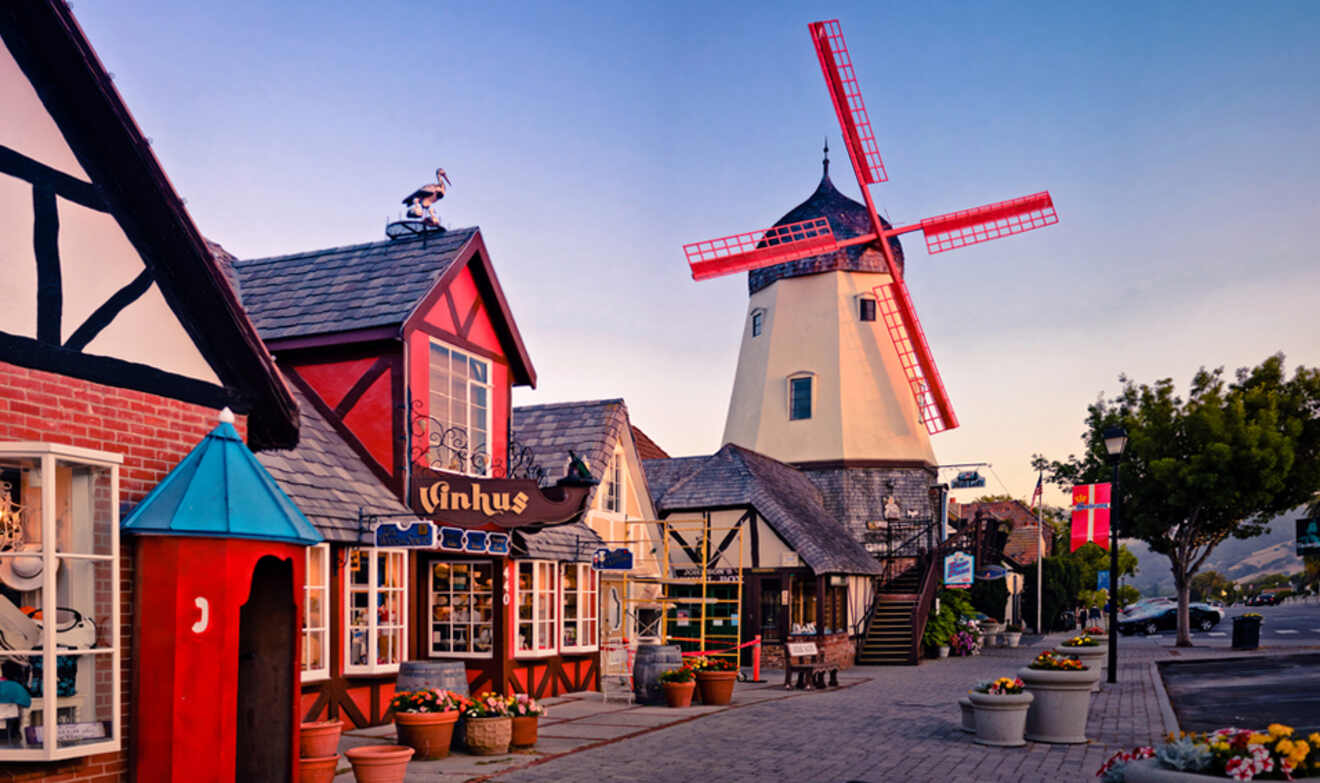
1030,473,1043,510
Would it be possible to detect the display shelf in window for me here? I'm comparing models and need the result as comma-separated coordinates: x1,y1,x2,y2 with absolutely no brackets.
344,548,408,674
0,443,122,762
560,563,598,653
301,543,330,681
515,561,556,657
428,561,494,658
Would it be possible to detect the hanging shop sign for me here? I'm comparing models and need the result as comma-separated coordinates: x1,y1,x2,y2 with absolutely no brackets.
1298,518,1320,557
592,548,634,571
434,526,510,555
975,564,1007,580
410,467,592,528
374,521,437,548
943,551,974,589
951,470,986,489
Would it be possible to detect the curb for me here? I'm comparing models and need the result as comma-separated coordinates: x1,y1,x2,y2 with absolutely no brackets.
1148,661,1179,737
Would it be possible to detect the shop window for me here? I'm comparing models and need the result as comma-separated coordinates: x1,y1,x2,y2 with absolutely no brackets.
428,561,494,658
822,584,848,634
301,543,330,681
602,450,623,513
788,374,814,421
560,563,598,653
515,561,556,657
0,444,121,762
789,579,816,635
428,340,491,476
344,548,407,674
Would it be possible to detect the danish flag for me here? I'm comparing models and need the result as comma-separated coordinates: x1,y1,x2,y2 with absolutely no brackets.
1070,482,1111,551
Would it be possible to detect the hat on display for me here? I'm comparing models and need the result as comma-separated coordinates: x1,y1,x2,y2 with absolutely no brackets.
0,543,49,592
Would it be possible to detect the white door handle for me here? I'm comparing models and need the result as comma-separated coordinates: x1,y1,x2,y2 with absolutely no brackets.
192,596,209,634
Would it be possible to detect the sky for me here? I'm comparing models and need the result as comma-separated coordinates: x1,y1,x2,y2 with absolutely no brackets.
70,1,1320,507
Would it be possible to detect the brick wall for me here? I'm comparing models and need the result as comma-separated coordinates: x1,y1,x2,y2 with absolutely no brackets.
0,361,246,782
761,632,855,671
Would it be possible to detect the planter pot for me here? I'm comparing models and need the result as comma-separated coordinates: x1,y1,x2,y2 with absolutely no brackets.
1122,758,1226,782
299,720,343,759
1232,617,1262,650
694,670,736,706
298,754,339,783
969,690,1034,747
344,745,413,783
1018,666,1094,744
938,646,950,659
957,696,975,733
463,715,512,755
1004,632,1022,648
1057,645,1105,692
393,710,459,760
662,680,696,708
511,716,539,748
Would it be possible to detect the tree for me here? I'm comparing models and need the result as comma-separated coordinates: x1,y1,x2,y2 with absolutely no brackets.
1189,570,1236,603
1036,354,1320,646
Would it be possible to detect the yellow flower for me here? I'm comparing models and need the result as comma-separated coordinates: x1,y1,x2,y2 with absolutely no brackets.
1277,738,1295,755
1213,741,1230,752
1269,723,1293,738
1249,732,1270,745
1310,732,1320,746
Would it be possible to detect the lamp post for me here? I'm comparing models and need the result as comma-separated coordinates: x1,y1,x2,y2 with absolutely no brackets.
1103,425,1127,684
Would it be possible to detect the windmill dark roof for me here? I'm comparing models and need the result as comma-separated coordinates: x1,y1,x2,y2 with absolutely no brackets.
644,444,881,576
232,228,478,341
511,399,633,506
747,162,905,295
255,377,419,543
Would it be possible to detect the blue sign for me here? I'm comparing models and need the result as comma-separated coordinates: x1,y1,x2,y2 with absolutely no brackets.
976,564,1007,580
438,526,465,551
592,548,634,571
950,470,986,489
1097,570,1110,591
375,522,510,555
374,521,436,548
943,551,974,589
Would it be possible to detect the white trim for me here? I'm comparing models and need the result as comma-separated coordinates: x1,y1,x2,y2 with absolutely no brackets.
514,560,558,658
426,337,493,477
0,441,124,464
301,543,331,682
343,547,408,675
426,559,495,659
559,563,599,654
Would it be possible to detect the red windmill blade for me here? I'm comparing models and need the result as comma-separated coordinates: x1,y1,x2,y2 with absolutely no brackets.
681,19,1061,435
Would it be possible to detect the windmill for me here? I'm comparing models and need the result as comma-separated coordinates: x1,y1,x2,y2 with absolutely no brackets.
683,19,1059,436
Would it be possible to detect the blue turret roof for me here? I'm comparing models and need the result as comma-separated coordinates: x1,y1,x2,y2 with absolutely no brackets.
122,413,323,545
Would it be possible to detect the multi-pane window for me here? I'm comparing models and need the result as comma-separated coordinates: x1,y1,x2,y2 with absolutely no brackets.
428,561,494,657
515,561,556,656
751,310,764,337
560,563,598,652
859,297,877,322
345,548,406,674
822,584,848,634
429,340,491,476
0,444,120,761
790,579,817,635
302,543,330,680
602,450,622,513
789,376,813,420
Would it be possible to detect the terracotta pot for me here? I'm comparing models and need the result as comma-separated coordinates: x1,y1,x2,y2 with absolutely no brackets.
463,715,512,755
1018,666,1094,744
694,670,736,706
299,720,343,759
511,715,539,748
298,754,339,783
393,710,459,760
662,679,695,708
344,744,413,783
968,691,1034,747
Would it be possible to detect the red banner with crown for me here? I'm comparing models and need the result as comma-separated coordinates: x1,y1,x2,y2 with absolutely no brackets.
1070,482,1111,551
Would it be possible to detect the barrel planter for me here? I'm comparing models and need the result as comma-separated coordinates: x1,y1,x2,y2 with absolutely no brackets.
969,691,1034,747
957,696,975,733
297,754,339,783
395,660,470,698
1122,758,1225,782
394,710,459,760
694,670,736,706
511,716,539,749
633,644,684,705
344,745,414,783
464,716,512,755
299,720,343,759
1018,666,1093,744
1056,645,1105,692
1232,616,1262,650
663,680,695,708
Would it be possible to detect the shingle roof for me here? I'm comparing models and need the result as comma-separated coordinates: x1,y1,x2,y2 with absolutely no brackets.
256,378,419,543
511,399,630,505
232,228,478,340
514,522,602,562
645,444,881,576
630,426,670,461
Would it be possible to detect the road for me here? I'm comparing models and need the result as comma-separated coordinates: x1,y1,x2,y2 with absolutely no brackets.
1120,601,1320,649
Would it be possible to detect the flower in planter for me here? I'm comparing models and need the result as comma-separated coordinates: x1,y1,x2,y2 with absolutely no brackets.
971,677,1025,696
688,655,736,672
1062,634,1099,647
1241,612,1264,621
389,688,467,714
463,691,515,718
1004,623,1024,633
1101,724,1320,781
658,664,695,683
1028,650,1084,670
1084,625,1105,635
1096,745,1155,782
510,693,545,718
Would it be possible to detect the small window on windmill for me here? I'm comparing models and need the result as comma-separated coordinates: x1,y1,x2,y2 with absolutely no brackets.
859,295,877,322
788,373,814,421
751,309,765,337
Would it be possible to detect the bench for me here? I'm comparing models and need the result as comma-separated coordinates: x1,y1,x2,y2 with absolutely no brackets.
784,641,838,690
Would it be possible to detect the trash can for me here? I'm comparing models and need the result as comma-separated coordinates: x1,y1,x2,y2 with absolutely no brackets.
1231,615,1262,650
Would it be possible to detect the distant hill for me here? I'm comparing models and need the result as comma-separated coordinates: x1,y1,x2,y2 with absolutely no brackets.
1122,505,1308,597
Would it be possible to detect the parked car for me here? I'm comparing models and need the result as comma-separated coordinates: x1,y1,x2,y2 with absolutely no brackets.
1121,597,1174,618
1190,602,1224,621
1247,592,1280,607
1117,605,1221,635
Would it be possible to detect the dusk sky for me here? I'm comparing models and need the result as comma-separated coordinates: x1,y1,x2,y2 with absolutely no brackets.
73,1,1319,506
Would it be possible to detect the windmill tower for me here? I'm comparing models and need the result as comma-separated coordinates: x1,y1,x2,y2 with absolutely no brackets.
685,20,1059,547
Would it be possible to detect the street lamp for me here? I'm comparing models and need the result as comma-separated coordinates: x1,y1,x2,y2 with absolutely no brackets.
1103,424,1127,684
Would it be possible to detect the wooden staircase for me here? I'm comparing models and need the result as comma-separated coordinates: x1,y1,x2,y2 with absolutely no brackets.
857,565,923,666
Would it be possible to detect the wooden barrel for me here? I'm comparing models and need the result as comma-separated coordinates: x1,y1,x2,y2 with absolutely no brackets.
632,644,683,704
396,660,470,697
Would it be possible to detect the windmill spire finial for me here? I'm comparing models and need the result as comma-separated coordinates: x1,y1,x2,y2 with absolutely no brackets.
822,136,830,178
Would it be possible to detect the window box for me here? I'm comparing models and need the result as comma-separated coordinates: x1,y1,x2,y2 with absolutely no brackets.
515,561,556,658
301,543,330,681
428,560,494,658
0,443,122,762
344,548,407,674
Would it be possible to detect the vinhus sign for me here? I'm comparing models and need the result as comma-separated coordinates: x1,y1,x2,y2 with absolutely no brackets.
410,467,592,528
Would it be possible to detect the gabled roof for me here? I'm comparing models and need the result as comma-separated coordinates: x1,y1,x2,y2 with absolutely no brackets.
512,399,633,503
121,415,322,545
256,379,419,543
0,2,298,450
645,444,881,576
631,426,670,461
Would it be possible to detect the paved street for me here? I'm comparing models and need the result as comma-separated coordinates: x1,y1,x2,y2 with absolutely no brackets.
1122,601,1320,649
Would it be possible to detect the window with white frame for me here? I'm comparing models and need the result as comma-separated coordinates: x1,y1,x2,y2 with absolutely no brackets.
345,548,407,674
301,543,330,681
560,563,598,652
428,560,494,657
428,340,491,476
602,449,623,513
0,443,121,761
788,373,814,421
515,561,556,656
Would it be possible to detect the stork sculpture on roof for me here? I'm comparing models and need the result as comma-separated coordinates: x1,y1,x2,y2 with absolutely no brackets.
403,167,452,226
